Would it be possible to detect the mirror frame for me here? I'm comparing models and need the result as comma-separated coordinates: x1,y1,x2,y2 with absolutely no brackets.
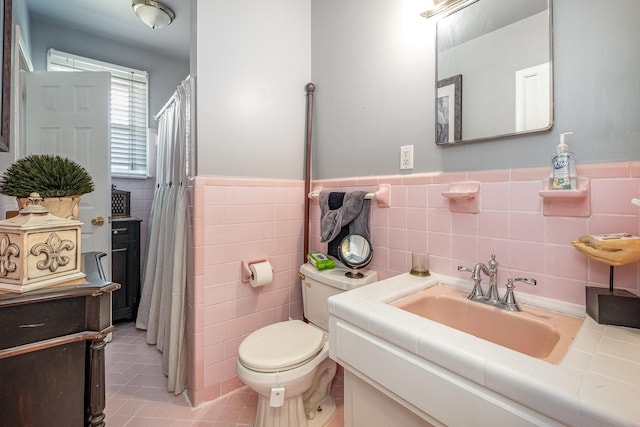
338,234,373,277
0,0,12,152
435,0,553,145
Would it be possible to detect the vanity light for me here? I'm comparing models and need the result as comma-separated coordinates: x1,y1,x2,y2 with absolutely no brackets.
421,0,470,18
132,0,175,29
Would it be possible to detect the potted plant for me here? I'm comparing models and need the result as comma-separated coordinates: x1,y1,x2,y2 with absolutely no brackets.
0,154,94,220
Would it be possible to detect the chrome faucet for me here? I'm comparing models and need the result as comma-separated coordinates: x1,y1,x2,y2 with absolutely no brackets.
459,256,537,311
457,255,498,302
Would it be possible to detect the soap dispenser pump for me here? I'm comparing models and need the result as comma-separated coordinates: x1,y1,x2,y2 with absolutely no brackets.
551,132,577,190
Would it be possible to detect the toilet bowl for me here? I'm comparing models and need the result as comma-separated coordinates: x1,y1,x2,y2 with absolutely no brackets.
237,320,337,427
237,263,378,427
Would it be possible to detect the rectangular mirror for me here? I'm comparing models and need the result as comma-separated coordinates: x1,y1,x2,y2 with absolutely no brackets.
435,0,553,145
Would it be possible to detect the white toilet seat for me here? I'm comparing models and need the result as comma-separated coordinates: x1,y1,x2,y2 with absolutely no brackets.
238,320,325,372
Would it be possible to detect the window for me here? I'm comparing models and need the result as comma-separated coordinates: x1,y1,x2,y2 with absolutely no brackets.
47,49,149,178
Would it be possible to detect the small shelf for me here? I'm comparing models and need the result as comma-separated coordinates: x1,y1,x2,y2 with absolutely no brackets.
539,177,590,217
442,181,480,213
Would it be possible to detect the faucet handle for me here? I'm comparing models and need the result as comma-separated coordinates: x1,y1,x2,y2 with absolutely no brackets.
458,265,485,300
501,278,537,311
458,264,481,278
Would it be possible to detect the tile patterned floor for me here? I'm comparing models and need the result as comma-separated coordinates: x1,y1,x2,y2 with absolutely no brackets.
105,322,344,427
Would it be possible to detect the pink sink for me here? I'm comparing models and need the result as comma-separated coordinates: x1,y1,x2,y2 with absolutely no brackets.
391,284,584,364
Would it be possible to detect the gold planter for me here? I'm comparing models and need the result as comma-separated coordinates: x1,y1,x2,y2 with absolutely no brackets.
17,196,81,220
0,194,85,293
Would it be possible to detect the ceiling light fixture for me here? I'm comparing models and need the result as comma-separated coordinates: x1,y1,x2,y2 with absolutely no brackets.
420,0,469,18
132,0,175,29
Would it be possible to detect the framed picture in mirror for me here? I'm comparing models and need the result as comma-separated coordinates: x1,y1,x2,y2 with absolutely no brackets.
0,0,12,152
436,74,462,145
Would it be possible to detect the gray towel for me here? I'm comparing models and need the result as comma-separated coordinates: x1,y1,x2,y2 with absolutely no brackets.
319,190,370,243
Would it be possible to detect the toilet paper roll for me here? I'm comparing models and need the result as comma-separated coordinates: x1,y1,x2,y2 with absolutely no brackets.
249,261,273,288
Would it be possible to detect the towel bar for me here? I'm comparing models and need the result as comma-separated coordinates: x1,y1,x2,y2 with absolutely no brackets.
308,184,390,208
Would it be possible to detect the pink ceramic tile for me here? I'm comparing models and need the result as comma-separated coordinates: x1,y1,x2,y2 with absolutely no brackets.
588,214,638,236
390,185,408,207
478,211,509,239
508,240,546,273
451,235,478,264
546,243,588,281
388,248,409,273
407,185,428,208
588,260,637,290
546,217,589,245
451,212,479,236
538,276,587,306
407,207,428,231
481,182,510,210
389,207,408,228
434,171,467,184
511,167,548,181
204,185,225,207
388,227,407,250
428,232,451,258
578,162,631,179
204,206,225,226
591,179,638,215
371,206,390,226
406,230,429,253
510,180,543,212
478,237,511,267
428,208,451,233
467,169,510,183
510,212,545,242
402,174,434,185
428,183,450,209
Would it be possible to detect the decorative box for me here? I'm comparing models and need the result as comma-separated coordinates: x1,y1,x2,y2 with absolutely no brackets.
111,186,131,218
0,194,85,293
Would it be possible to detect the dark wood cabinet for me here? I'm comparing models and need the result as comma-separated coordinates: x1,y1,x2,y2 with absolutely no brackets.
111,218,142,322
0,255,118,427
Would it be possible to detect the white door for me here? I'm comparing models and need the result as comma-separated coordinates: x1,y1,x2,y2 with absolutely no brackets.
515,62,551,132
25,71,112,277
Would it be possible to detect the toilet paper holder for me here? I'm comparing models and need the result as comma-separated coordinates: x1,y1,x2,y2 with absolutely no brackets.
241,258,272,283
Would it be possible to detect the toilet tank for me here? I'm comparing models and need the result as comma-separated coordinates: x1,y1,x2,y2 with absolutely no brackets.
299,263,378,331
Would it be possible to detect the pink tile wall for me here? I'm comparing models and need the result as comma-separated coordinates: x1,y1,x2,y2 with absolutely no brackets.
310,161,640,305
187,161,639,405
187,177,305,405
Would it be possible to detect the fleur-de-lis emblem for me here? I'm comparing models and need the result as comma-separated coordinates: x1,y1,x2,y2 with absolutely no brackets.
30,233,75,272
0,234,19,276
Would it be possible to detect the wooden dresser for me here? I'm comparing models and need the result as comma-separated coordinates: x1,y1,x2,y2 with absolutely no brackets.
0,252,119,427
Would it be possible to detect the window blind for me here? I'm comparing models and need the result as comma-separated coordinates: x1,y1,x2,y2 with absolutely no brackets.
47,48,149,178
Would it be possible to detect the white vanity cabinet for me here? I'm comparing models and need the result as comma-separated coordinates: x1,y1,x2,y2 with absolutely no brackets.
333,320,561,427
328,272,640,427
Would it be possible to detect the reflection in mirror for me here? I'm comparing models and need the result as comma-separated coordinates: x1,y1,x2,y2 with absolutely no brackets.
338,234,373,279
435,0,553,145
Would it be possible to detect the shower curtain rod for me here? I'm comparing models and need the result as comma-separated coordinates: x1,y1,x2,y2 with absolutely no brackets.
154,75,192,120
154,93,177,120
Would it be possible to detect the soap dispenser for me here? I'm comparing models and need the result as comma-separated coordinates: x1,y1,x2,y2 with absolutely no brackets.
551,132,577,190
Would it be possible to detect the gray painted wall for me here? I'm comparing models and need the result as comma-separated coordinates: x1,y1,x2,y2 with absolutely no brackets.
29,15,189,129
311,0,640,179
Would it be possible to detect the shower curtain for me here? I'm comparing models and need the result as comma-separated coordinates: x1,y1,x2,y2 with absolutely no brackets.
136,77,191,395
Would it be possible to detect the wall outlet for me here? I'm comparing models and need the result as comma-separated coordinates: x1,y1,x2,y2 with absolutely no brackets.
400,145,413,170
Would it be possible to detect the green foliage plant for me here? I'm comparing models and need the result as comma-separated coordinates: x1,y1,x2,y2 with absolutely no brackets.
0,154,95,198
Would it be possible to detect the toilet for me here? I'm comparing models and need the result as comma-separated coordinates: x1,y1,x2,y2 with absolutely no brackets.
237,262,378,427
